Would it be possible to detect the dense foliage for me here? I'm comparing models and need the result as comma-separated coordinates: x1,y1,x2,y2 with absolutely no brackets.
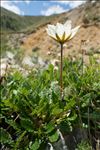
0,58,100,150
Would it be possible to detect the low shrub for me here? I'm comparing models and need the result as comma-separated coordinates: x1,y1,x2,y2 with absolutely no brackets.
0,58,100,149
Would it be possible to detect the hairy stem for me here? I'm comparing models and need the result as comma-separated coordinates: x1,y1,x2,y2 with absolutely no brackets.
60,43,63,100
88,107,92,145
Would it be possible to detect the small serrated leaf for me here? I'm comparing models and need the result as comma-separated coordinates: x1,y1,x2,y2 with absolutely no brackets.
0,128,12,144
20,118,33,132
45,122,55,134
49,130,59,143
30,139,40,150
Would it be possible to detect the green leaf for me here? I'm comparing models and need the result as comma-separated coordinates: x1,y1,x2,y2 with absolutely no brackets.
30,139,40,150
19,88,29,96
49,130,59,143
20,118,33,132
14,131,26,150
45,122,55,134
0,128,12,144
81,93,91,107
5,118,19,130
52,105,63,116
13,90,18,95
67,113,77,121
2,99,18,110
64,99,76,110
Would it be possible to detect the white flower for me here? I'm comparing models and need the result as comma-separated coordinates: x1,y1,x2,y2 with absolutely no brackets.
46,20,80,43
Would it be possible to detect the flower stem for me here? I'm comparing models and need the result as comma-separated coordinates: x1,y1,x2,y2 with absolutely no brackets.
60,43,63,100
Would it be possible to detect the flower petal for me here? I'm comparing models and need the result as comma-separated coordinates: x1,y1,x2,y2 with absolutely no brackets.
48,24,56,31
69,25,80,40
64,20,72,30
56,23,65,40
46,25,57,40
64,20,72,32
64,20,72,40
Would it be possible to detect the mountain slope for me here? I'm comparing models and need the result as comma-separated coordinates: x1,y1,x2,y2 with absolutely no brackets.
1,7,27,32
0,7,58,32
21,1,100,61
